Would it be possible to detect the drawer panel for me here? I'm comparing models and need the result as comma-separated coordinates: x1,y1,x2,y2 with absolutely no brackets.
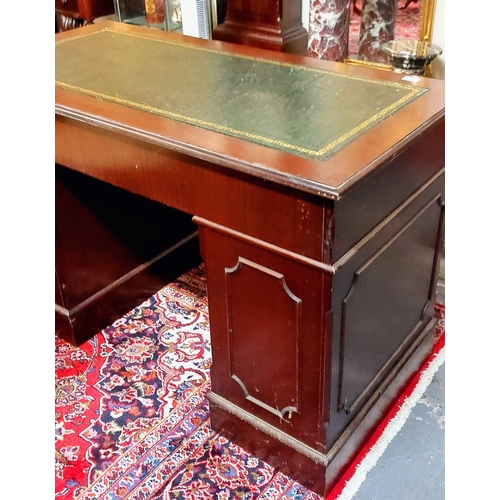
331,118,445,262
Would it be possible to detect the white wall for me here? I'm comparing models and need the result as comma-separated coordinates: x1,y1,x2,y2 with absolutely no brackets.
302,0,309,32
431,0,445,79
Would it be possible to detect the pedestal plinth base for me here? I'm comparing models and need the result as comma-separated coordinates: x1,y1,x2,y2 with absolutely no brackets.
212,21,308,55
208,320,436,496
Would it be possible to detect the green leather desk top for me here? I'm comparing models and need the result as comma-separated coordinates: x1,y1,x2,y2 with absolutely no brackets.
55,28,426,161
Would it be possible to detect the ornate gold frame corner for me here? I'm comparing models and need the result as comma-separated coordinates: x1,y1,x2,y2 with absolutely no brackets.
419,0,437,43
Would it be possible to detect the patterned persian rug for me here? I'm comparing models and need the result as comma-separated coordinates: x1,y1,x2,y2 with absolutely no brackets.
55,266,444,500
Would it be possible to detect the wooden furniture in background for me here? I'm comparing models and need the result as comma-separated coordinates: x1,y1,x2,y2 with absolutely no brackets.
55,22,444,496
55,0,115,32
212,0,307,54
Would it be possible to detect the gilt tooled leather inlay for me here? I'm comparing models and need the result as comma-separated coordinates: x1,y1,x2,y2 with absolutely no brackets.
55,28,426,161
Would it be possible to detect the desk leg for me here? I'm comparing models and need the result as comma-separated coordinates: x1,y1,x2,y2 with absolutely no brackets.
195,216,335,493
195,208,440,496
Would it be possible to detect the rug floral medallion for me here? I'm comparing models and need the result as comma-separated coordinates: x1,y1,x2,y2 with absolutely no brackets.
55,266,444,500
55,267,322,500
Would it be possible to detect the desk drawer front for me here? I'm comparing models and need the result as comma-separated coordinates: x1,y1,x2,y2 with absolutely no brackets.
332,118,445,262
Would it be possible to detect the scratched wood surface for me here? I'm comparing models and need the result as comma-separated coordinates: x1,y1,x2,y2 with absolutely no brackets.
55,21,445,199
55,27,426,161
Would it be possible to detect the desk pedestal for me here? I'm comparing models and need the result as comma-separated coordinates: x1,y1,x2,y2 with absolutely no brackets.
194,128,443,495
55,121,444,496
196,181,443,494
55,22,445,495
55,165,202,346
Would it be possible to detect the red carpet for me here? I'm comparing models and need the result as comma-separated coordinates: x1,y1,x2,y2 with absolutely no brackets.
55,267,444,499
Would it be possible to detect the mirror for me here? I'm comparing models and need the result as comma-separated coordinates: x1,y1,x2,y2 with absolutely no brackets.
346,0,437,69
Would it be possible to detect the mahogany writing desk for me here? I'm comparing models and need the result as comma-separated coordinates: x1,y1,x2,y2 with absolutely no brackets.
55,21,444,496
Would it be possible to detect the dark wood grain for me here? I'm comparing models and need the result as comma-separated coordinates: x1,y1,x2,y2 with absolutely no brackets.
55,21,445,496
55,22,444,200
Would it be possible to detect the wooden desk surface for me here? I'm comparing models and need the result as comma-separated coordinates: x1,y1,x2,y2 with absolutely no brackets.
55,22,445,495
55,21,445,200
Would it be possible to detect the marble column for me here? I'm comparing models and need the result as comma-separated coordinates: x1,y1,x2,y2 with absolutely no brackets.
308,0,351,61
358,0,398,63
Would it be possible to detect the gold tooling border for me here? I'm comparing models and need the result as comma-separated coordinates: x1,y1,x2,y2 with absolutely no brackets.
56,28,426,160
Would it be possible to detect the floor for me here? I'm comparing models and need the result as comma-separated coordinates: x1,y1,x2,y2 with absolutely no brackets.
351,258,445,500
